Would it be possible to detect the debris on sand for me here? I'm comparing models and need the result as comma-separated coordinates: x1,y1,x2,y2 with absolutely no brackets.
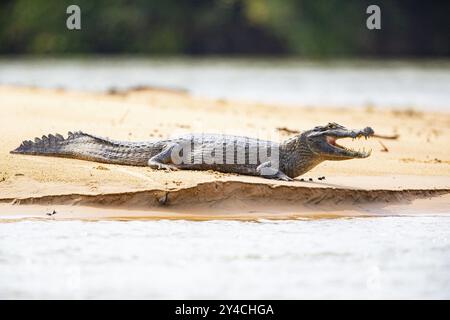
373,133,399,140
276,127,300,135
378,140,389,152
95,165,110,171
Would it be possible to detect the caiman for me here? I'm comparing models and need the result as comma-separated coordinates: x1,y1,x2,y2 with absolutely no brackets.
11,123,374,181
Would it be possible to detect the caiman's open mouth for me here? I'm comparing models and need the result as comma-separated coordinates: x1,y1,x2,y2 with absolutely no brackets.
305,123,375,160
326,130,373,158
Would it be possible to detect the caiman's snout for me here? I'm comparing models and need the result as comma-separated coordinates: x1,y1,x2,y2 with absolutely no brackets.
350,127,374,139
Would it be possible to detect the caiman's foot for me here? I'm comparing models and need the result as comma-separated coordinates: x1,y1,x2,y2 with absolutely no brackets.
273,172,293,181
148,143,180,171
148,161,179,171
260,172,293,181
257,161,293,181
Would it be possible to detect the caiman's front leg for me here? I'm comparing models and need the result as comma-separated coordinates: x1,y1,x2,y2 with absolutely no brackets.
256,161,293,181
148,143,179,171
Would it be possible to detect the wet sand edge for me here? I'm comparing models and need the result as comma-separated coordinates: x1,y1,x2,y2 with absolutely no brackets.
1,180,449,221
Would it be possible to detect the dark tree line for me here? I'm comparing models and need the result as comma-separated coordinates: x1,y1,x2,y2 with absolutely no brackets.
0,0,448,56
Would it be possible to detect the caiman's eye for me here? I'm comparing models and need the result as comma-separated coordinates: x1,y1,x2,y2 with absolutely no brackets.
328,123,336,129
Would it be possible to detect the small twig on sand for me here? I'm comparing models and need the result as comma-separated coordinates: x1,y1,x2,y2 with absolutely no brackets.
373,133,399,140
378,140,389,152
277,127,300,135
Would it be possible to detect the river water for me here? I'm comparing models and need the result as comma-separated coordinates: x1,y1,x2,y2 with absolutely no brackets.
1,57,449,111
0,58,449,299
0,217,449,299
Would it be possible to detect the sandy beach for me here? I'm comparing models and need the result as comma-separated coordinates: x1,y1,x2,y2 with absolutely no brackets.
0,85,449,221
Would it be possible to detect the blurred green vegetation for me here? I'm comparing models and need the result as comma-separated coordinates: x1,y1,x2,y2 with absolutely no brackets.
0,0,448,56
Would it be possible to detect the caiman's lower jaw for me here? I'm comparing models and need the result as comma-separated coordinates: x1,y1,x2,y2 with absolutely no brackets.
326,133,372,158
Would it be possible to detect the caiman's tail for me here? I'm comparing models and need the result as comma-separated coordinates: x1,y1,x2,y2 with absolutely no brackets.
10,131,155,166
